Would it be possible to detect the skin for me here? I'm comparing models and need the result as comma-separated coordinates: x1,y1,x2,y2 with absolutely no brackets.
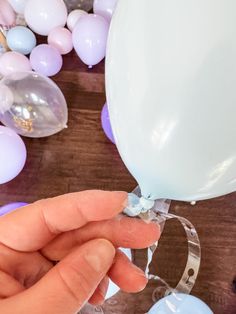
0,190,160,314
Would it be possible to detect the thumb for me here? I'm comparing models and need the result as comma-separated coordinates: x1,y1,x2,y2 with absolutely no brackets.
0,239,115,314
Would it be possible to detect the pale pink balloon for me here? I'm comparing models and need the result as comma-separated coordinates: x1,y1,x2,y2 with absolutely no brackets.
48,27,73,55
0,51,32,76
0,0,16,26
67,9,87,31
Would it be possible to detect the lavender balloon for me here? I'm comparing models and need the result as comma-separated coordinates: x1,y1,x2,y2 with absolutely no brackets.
30,44,63,77
93,0,117,21
72,14,109,67
0,202,28,216
0,126,27,184
101,102,115,144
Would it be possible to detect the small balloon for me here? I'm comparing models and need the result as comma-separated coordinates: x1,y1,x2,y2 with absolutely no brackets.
101,102,115,144
72,14,109,67
0,202,28,216
67,9,87,32
30,44,63,77
0,126,27,184
48,27,73,55
63,0,93,13
93,0,117,22
0,0,16,27
0,51,32,76
24,0,68,36
6,26,37,55
0,72,68,138
148,294,213,314
7,0,28,14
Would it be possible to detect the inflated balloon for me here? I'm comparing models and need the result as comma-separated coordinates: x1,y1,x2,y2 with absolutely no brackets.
101,102,115,144
0,72,68,138
24,0,68,36
0,0,16,27
0,51,31,76
0,126,27,184
30,44,63,77
6,26,36,55
8,0,28,14
48,27,73,55
93,0,117,21
148,294,213,314
63,0,93,13
67,9,87,32
72,14,109,67
0,202,28,216
106,0,236,202
0,84,14,113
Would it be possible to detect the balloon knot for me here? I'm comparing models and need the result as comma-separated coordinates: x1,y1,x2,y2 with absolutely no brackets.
124,193,155,217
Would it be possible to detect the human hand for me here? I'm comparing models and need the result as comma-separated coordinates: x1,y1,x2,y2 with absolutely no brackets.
0,190,160,314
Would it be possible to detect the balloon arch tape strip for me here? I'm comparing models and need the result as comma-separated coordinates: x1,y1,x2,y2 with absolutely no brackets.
124,186,201,299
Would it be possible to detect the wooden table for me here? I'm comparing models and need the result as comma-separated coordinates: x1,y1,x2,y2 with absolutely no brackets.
0,49,236,314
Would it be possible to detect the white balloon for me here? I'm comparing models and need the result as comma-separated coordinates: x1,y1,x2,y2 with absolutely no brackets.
106,248,132,300
148,294,213,314
67,9,87,31
8,0,28,14
24,0,67,36
106,0,236,202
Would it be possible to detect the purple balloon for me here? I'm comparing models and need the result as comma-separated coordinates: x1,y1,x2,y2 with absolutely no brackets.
101,102,115,144
30,44,63,77
0,126,27,184
0,202,28,216
93,0,118,22
72,14,109,67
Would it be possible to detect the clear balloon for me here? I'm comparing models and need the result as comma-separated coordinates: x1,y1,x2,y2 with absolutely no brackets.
6,26,36,55
7,0,28,14
30,44,63,77
0,0,16,27
0,84,14,114
72,14,109,67
101,102,115,144
0,202,28,216
93,0,117,22
0,72,68,138
63,0,93,13
48,27,73,55
106,0,236,202
0,51,32,76
24,0,68,36
148,294,213,314
0,125,27,184
67,9,87,31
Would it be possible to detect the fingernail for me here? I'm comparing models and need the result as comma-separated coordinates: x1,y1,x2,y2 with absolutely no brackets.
113,191,128,208
85,239,115,273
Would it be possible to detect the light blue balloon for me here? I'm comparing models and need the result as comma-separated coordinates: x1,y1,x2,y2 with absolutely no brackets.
148,294,213,314
6,26,36,55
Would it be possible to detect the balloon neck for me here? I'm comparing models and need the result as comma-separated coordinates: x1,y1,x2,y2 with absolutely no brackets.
88,65,93,69
124,193,155,217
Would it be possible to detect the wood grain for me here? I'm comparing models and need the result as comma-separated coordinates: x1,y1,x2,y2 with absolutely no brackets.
0,48,236,313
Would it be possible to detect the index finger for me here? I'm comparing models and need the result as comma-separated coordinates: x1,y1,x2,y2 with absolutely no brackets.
0,190,127,252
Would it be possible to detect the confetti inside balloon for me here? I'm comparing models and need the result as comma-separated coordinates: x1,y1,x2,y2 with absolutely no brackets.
0,202,28,216
0,126,27,184
0,72,68,138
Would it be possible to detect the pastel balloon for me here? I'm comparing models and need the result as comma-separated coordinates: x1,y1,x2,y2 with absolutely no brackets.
48,27,73,55
0,0,16,26
7,0,28,14
72,14,109,67
0,51,31,76
30,44,63,77
101,102,115,144
0,202,28,216
67,9,87,32
0,72,68,138
24,0,68,36
6,26,36,55
106,0,236,202
148,294,213,314
0,84,14,114
0,126,27,184
93,0,117,21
